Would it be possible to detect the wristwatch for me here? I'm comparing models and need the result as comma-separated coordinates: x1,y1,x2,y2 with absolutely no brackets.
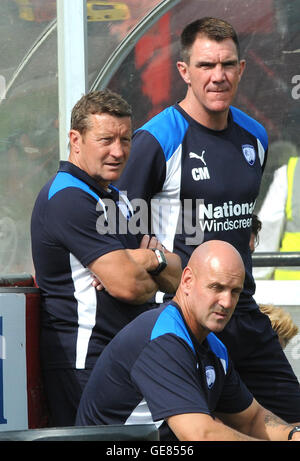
149,249,167,276
288,426,300,440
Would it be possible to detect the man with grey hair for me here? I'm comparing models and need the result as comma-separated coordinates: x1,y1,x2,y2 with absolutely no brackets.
31,89,181,426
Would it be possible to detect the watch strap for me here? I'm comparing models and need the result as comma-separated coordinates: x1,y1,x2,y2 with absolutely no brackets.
149,249,167,276
288,426,300,440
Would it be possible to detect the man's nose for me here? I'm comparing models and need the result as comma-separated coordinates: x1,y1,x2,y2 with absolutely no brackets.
110,139,125,158
219,291,233,310
212,63,226,82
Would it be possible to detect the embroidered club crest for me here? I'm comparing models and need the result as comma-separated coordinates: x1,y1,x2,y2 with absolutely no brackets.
242,144,256,166
205,365,216,389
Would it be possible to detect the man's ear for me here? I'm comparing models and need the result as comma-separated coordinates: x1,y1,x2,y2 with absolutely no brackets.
238,59,246,82
176,61,191,85
69,129,81,153
181,266,193,295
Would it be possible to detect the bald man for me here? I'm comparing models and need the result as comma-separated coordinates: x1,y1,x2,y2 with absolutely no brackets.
76,241,300,441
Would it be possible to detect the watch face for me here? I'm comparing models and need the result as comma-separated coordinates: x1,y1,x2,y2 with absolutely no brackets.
150,249,167,275
156,249,166,264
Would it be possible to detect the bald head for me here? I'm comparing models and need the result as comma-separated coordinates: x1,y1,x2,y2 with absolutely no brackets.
188,240,245,279
174,240,245,342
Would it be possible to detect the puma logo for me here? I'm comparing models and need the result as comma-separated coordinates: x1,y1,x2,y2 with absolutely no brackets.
189,150,206,166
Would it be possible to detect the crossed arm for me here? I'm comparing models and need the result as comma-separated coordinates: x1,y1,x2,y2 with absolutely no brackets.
167,399,300,441
88,235,182,304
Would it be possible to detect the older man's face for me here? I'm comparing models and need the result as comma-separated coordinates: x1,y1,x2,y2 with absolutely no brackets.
71,113,132,189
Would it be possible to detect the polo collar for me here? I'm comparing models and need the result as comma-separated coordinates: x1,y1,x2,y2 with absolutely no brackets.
58,161,117,198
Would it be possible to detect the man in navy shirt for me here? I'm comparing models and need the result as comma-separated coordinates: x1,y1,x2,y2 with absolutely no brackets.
116,17,300,422
76,241,300,441
31,90,182,426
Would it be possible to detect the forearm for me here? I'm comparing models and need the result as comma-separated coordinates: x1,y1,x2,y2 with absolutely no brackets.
204,421,261,441
89,236,180,304
107,256,159,304
251,408,300,441
169,412,300,441
124,269,159,304
89,250,159,305
126,248,182,294
152,252,182,294
169,403,300,442
167,413,262,441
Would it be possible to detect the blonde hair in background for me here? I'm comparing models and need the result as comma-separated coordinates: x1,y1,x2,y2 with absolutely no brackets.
260,304,299,348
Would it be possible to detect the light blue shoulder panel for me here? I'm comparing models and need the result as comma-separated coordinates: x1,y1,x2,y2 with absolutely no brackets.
137,106,189,161
150,303,195,354
230,106,268,152
48,172,100,202
206,333,229,373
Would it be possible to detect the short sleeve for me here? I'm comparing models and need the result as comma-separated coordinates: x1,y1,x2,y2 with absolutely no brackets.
216,357,253,414
130,334,211,422
45,187,125,267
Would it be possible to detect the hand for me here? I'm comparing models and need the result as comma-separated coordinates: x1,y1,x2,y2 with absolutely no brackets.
140,234,165,251
91,275,104,291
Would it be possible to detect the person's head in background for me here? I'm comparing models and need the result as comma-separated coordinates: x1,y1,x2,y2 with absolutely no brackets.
251,216,299,348
250,213,262,253
260,304,299,349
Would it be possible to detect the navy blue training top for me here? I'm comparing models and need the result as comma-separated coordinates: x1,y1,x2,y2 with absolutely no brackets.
76,301,253,440
31,161,155,369
116,104,268,311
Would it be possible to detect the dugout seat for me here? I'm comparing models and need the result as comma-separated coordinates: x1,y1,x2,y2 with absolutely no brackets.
0,424,159,441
